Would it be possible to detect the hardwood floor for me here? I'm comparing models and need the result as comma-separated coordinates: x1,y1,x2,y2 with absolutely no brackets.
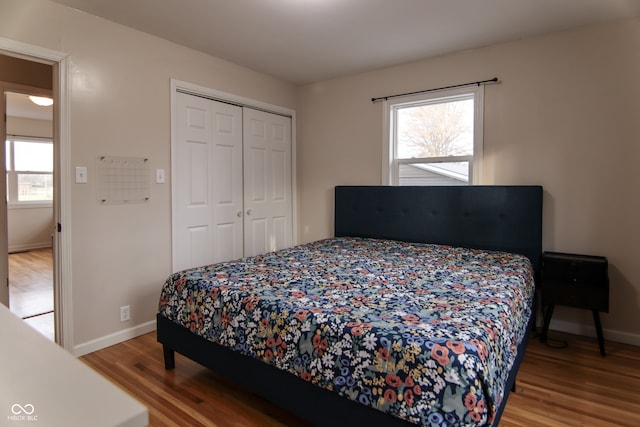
82,332,310,427
501,332,640,426
8,248,55,340
81,330,640,427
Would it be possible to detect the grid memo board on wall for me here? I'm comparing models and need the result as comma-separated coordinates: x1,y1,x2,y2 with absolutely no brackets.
98,156,150,204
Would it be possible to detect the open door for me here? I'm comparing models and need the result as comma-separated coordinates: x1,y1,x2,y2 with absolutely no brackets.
0,90,8,307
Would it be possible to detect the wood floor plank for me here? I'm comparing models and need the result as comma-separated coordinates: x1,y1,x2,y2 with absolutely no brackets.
81,330,640,426
8,248,55,340
8,248,54,318
500,332,640,427
82,332,310,427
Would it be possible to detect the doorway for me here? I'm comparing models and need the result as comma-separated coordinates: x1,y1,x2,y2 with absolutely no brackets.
5,90,55,340
0,39,71,352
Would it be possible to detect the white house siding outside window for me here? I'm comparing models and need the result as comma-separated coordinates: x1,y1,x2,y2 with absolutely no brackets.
383,85,484,186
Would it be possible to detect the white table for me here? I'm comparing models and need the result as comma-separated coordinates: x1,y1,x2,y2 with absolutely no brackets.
0,304,148,426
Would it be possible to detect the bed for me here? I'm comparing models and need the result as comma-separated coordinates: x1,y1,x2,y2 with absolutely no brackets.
157,185,543,427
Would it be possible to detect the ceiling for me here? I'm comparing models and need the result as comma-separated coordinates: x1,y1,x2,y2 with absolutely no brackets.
6,92,53,121
50,0,640,84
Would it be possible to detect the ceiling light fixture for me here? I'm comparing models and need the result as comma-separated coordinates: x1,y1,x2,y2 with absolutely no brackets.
28,96,54,107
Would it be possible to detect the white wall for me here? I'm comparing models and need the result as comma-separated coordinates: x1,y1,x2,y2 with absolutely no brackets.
7,205,53,252
3,0,638,352
6,117,54,252
296,18,640,345
0,0,296,353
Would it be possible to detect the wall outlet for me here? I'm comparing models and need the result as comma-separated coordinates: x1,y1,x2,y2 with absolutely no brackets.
120,305,130,322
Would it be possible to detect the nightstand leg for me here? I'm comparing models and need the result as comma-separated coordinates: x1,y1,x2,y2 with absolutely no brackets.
592,310,606,357
541,304,555,343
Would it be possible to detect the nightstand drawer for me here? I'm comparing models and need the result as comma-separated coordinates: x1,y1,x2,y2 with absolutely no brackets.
542,252,608,286
542,281,608,311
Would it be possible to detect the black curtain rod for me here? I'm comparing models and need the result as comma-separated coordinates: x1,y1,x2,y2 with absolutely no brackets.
371,77,498,103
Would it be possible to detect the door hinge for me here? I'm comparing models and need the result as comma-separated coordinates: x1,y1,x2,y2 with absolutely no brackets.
57,222,62,232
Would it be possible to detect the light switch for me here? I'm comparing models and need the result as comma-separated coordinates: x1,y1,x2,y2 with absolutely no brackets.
156,169,165,184
75,166,88,184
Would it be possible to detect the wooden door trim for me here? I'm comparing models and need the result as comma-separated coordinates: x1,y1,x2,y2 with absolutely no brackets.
0,37,73,353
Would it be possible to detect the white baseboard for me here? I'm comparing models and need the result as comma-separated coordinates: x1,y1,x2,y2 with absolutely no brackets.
9,242,52,253
546,318,640,347
73,320,156,357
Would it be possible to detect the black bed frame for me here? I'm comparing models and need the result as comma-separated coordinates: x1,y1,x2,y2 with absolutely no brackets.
158,185,543,426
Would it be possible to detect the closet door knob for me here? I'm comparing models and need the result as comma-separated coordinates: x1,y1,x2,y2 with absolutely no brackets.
237,211,242,217
246,210,252,216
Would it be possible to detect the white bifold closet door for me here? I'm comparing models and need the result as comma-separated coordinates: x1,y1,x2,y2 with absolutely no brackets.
172,92,292,272
242,108,292,258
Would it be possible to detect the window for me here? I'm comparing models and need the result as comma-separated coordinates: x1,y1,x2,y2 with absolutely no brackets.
383,86,484,186
5,137,53,205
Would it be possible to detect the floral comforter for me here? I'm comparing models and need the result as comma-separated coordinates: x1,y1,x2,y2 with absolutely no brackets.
158,237,534,426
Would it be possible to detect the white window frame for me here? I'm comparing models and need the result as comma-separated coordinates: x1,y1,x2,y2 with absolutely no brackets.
5,136,54,207
382,85,484,185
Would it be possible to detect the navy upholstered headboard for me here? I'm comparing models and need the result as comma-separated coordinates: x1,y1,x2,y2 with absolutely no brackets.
334,185,543,278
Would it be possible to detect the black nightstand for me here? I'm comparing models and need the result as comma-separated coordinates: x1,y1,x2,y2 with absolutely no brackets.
540,251,609,356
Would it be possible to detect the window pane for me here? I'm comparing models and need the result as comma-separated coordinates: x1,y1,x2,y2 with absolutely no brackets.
17,173,53,201
14,140,53,172
398,162,469,186
396,98,473,159
5,140,10,171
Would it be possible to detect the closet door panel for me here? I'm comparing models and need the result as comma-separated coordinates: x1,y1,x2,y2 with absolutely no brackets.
173,93,243,271
188,143,209,204
266,114,292,251
187,226,210,268
246,146,267,203
272,216,288,251
246,218,268,258
243,108,292,256
173,93,213,271
243,111,269,257
211,104,244,263
214,223,236,262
